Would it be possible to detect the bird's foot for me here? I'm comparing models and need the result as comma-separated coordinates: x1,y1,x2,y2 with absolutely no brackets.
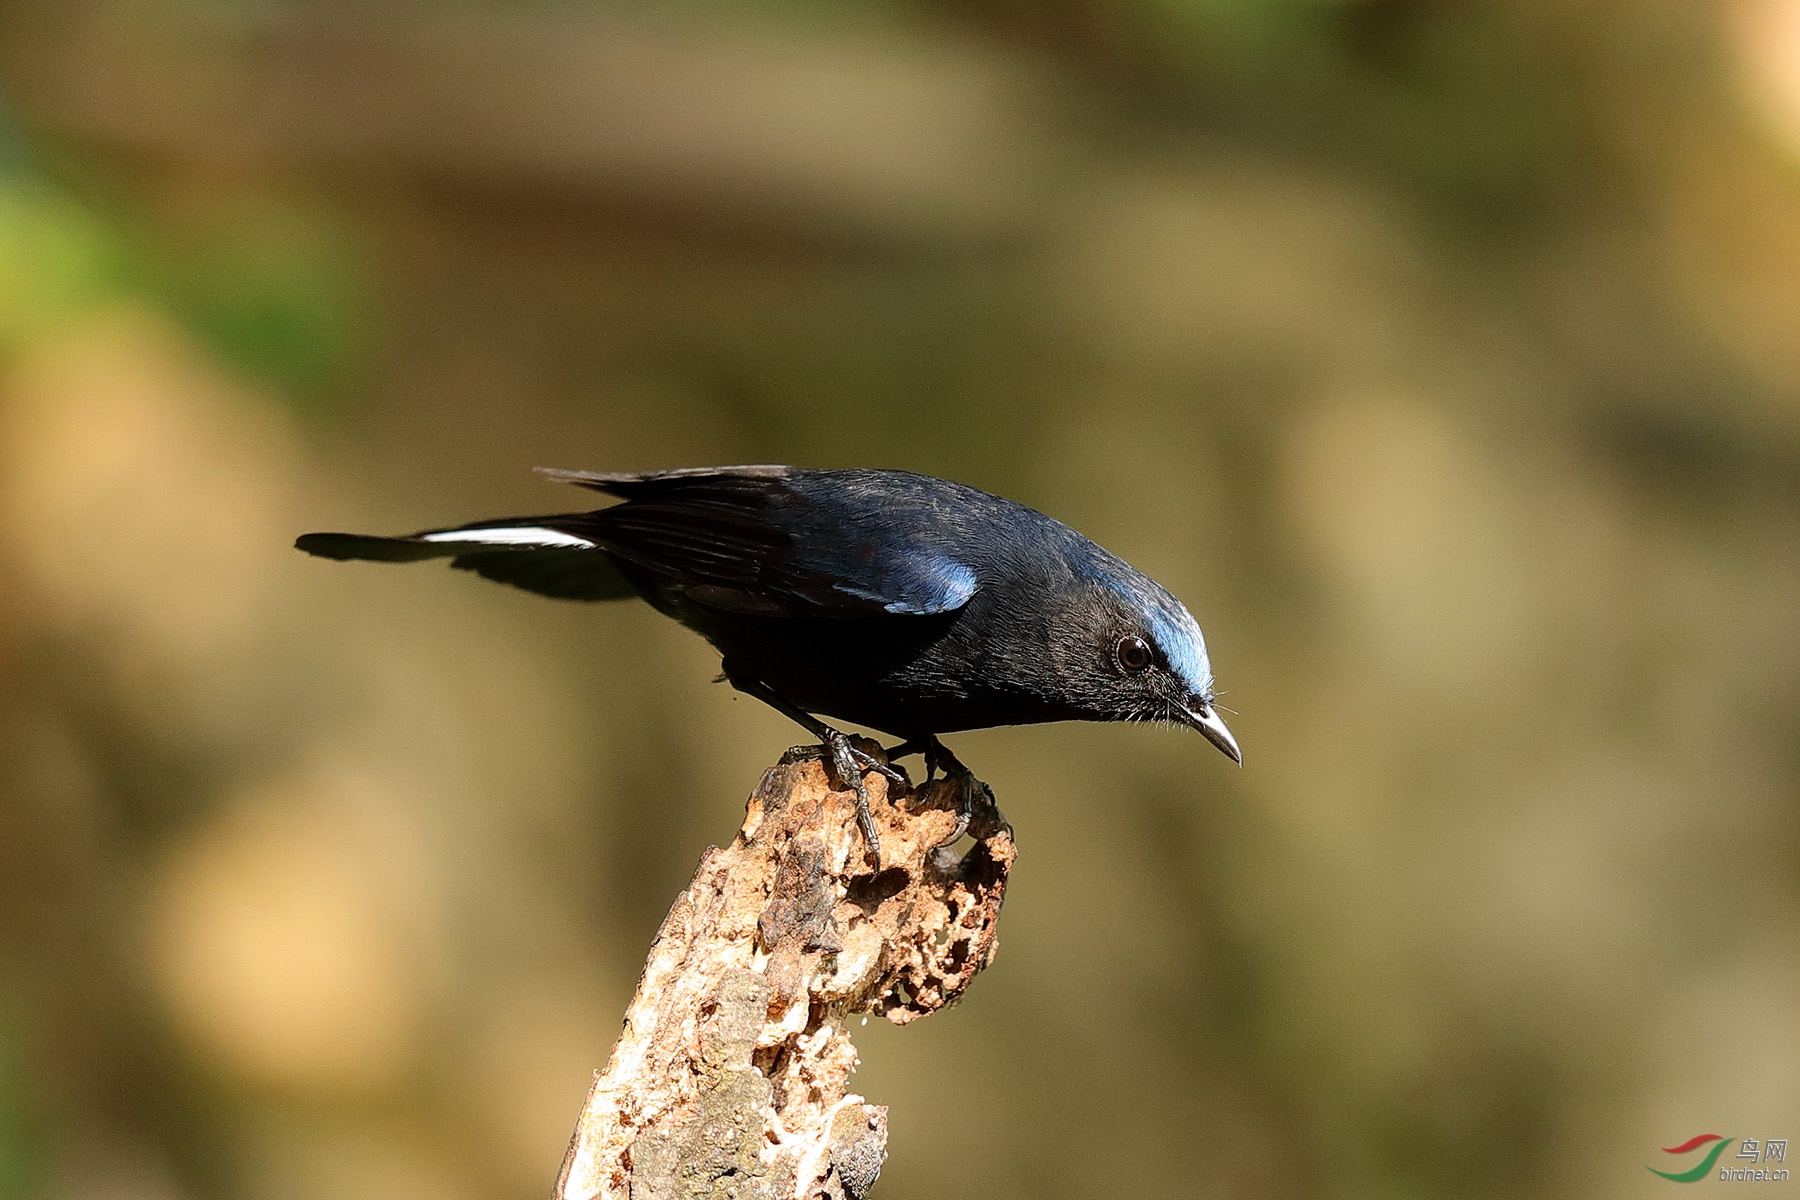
782,732,905,863
932,764,987,848
826,730,890,864
781,735,907,789
882,737,937,787
904,738,1002,848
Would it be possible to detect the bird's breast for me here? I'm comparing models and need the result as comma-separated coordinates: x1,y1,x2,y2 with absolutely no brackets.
697,607,1075,737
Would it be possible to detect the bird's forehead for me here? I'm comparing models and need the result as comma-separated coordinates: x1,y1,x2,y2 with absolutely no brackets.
1073,550,1213,695
1143,595,1212,695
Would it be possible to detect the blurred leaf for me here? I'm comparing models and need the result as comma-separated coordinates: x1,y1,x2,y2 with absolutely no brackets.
0,181,132,352
150,204,368,409
0,166,364,409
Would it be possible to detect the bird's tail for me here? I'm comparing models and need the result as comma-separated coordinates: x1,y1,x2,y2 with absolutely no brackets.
296,515,637,602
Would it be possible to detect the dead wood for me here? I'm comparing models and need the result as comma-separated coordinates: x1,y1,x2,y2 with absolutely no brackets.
553,742,1014,1200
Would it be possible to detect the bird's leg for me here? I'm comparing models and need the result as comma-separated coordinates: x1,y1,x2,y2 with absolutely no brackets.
723,666,900,861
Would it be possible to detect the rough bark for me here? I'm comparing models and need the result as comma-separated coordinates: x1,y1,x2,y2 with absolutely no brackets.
553,742,1014,1200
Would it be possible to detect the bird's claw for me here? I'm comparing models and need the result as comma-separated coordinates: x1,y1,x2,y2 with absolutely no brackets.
930,766,986,848
939,796,971,848
880,735,997,849
923,744,995,849
799,729,898,864
787,730,999,859
864,755,909,788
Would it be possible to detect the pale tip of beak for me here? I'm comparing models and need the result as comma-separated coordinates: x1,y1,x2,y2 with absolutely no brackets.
1186,702,1242,766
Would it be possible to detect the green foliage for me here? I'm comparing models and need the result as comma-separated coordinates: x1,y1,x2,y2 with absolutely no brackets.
0,150,364,407
150,203,367,408
0,181,132,352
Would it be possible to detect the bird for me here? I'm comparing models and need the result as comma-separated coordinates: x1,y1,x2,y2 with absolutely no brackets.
296,465,1240,860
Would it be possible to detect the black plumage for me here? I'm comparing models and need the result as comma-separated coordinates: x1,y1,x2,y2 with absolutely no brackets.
298,465,1239,856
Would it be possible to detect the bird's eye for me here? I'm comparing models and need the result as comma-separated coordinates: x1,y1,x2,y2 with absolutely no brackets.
1115,635,1153,674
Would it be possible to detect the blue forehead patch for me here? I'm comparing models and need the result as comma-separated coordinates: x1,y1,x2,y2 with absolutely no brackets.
1144,601,1212,696
1073,547,1213,696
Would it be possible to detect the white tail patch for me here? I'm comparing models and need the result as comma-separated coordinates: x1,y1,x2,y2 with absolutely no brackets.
421,527,595,549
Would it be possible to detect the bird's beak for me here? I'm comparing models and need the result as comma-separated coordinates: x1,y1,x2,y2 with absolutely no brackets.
1182,702,1242,766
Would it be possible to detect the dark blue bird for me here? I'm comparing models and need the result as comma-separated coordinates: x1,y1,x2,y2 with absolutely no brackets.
297,466,1239,857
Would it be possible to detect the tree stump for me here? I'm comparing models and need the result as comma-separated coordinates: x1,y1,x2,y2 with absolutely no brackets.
553,742,1015,1200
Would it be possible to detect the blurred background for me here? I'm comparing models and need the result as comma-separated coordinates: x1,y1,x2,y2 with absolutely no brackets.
0,1,1797,1198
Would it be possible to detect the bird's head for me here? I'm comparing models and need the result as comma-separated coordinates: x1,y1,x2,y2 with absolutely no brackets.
1055,556,1241,765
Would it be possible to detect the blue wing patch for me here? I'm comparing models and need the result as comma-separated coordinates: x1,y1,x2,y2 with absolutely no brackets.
831,555,977,615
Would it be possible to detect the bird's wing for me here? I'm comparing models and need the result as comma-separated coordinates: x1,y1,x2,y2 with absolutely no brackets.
545,467,979,618
297,468,982,616
295,517,637,602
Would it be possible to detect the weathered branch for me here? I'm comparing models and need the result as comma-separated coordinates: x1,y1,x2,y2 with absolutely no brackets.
554,742,1014,1200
